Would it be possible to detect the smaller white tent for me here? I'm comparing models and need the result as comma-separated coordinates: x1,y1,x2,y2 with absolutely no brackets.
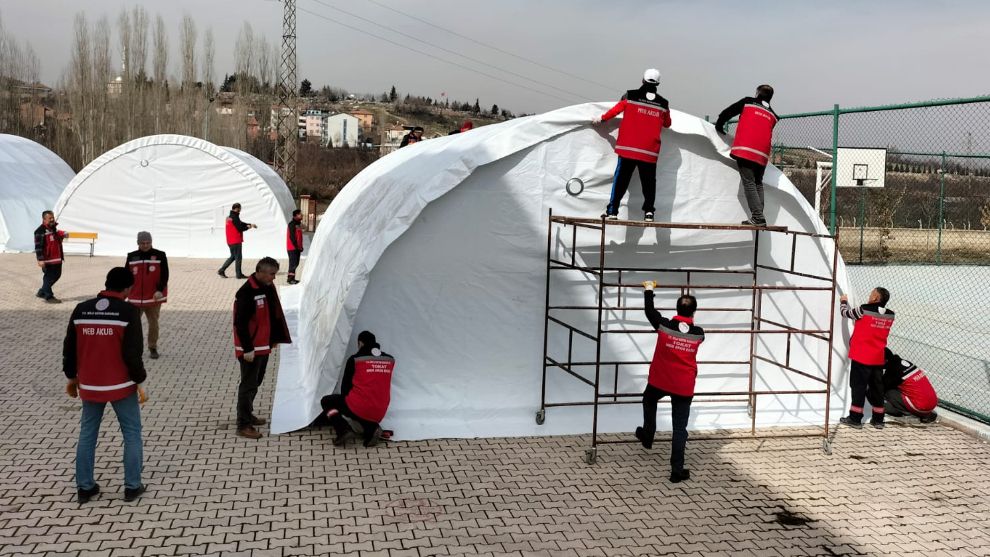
0,134,74,252
54,135,295,258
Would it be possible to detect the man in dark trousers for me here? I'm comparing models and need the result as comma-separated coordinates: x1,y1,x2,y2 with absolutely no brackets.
63,267,148,503
399,126,424,148
34,210,67,303
593,68,672,222
882,348,938,423
233,257,291,439
125,231,169,359
320,330,396,448
636,280,705,483
839,287,895,429
286,210,304,285
714,85,778,226
218,203,256,279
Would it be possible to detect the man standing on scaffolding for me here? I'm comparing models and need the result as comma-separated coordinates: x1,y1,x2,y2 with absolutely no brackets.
593,69,672,222
714,85,778,226
636,280,705,483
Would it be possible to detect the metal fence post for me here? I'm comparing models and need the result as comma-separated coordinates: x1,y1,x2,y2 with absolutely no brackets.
937,151,946,265
829,104,840,235
858,188,866,263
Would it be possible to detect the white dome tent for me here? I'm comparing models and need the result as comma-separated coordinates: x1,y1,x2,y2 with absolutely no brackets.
270,104,854,439
54,135,294,258
0,134,74,252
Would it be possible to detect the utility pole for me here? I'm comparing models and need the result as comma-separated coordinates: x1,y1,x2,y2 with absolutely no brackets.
274,0,298,195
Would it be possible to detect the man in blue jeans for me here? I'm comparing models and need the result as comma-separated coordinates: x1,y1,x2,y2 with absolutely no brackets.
63,267,148,503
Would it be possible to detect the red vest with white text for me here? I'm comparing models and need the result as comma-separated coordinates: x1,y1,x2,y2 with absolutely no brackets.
42,228,65,264
74,291,138,403
648,316,704,397
731,102,777,166
849,308,895,365
899,364,937,413
126,251,167,307
233,277,273,357
346,350,395,423
601,91,672,164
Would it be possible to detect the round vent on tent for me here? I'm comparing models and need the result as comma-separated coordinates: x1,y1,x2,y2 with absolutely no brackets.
140,159,149,167
565,177,584,196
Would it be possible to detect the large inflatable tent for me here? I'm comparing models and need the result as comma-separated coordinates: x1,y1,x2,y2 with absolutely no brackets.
271,104,853,439
0,134,74,252
54,135,294,258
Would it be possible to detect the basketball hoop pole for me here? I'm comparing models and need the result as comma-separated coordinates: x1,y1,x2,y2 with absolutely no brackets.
829,104,840,235
858,186,866,263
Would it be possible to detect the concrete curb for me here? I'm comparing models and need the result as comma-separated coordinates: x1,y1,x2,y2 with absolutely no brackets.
938,408,990,444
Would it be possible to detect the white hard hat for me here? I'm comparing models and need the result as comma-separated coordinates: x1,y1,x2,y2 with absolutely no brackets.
643,68,660,84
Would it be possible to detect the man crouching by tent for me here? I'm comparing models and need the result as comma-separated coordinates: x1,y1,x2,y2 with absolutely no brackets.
882,348,938,424
320,331,395,447
635,281,705,483
233,257,291,439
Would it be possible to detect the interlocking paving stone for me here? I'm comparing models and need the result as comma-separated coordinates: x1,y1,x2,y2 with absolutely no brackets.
2,253,990,556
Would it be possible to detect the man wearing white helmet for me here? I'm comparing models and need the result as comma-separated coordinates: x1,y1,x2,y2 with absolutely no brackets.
593,68,672,222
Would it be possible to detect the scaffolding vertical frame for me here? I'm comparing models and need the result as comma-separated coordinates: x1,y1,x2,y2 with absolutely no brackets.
537,215,841,464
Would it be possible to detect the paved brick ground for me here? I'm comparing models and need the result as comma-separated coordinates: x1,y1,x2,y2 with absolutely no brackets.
1,253,989,557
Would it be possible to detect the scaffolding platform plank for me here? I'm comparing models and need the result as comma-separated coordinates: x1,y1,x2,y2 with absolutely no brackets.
550,215,789,232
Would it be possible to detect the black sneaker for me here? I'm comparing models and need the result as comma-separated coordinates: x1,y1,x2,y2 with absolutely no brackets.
839,416,863,429
123,484,146,502
919,412,938,424
149,349,159,360
644,212,655,222
77,484,100,504
333,429,354,447
217,270,227,278
635,426,653,450
870,420,885,430
236,274,248,279
364,426,384,447
45,297,62,304
669,470,690,483
601,213,618,221
741,218,768,227
36,291,46,299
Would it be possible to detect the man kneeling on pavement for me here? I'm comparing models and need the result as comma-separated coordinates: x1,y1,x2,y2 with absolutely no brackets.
882,348,938,423
321,330,395,447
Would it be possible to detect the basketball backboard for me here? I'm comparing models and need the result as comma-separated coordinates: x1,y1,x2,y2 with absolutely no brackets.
836,147,886,188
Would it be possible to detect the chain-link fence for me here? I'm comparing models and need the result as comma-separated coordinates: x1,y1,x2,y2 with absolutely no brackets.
755,96,990,423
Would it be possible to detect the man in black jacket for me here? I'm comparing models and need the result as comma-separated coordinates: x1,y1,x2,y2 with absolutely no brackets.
319,330,395,447
286,210,304,285
125,231,169,359
218,203,256,279
34,210,67,303
399,127,424,148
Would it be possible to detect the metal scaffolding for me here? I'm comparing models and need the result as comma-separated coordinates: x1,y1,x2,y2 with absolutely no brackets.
274,0,298,193
538,212,841,464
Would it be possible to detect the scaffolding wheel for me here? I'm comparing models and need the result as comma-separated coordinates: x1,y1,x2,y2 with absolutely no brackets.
535,409,545,425
584,447,597,465
822,439,832,456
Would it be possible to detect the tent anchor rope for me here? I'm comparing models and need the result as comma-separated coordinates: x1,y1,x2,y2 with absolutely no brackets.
538,210,842,464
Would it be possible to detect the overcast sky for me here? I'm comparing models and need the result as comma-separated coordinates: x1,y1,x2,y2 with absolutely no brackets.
4,0,989,117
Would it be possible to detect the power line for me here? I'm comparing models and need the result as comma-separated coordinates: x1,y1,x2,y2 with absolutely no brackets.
304,0,586,104
296,4,579,104
362,0,616,94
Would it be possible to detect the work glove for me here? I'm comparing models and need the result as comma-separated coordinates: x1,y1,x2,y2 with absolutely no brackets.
591,117,602,125
839,294,848,304
138,385,148,405
642,280,657,291
66,380,78,398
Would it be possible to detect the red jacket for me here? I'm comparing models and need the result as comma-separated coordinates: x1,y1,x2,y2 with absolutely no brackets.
601,87,672,164
233,275,291,358
715,97,778,167
225,211,252,246
63,291,146,403
34,224,66,265
644,292,705,396
883,352,938,413
286,220,304,252
125,248,169,306
841,302,895,365
345,349,395,423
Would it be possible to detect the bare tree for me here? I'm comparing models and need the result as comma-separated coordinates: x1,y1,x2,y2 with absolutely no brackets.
152,14,168,85
234,22,254,93
130,6,148,81
201,27,215,94
179,14,197,88
257,36,272,92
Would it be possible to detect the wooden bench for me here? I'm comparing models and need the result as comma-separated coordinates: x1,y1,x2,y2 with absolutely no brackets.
65,232,98,257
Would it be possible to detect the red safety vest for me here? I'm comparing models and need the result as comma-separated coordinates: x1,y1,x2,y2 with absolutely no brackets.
126,251,167,307
41,228,65,264
731,102,778,166
601,92,672,164
286,222,303,251
648,316,704,397
849,308,895,365
74,291,138,403
899,365,938,414
233,277,273,357
346,351,395,423
225,217,243,245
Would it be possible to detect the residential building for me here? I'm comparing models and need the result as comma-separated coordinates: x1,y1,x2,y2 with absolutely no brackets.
325,113,360,148
349,109,374,132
